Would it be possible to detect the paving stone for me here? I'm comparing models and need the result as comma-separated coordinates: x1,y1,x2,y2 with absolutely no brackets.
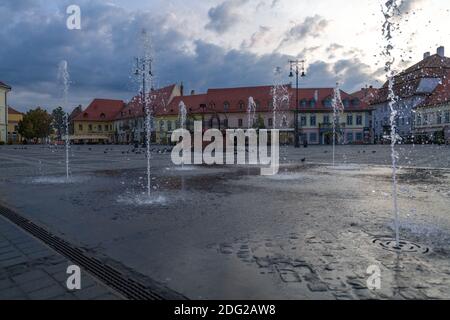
18,277,57,293
0,278,14,290
12,270,48,283
0,286,27,300
27,284,67,300
1,256,28,268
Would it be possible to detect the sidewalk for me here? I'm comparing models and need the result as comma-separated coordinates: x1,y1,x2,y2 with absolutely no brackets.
0,215,123,300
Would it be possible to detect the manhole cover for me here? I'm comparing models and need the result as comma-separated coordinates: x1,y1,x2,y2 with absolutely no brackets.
373,238,430,254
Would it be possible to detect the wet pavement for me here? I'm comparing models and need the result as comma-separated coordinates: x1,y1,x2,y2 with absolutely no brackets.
0,144,449,299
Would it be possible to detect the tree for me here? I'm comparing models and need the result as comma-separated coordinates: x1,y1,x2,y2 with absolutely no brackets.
52,106,66,139
18,107,53,142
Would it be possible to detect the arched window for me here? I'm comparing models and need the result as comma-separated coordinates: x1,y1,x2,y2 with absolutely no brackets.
100,113,106,119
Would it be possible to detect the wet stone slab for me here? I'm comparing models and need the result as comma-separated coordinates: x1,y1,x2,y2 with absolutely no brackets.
0,144,449,299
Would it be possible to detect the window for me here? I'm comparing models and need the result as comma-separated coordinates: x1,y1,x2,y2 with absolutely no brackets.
416,114,422,126
268,118,273,127
309,100,316,108
98,125,102,131
356,132,363,141
445,111,450,123
323,99,332,108
323,115,330,124
88,124,92,131
238,101,245,110
78,124,83,131
223,119,228,128
351,99,360,107
167,121,172,131
238,119,243,127
423,113,428,125
104,125,108,131
300,99,307,107
343,99,350,108
160,121,165,131
347,114,353,126
224,102,230,111
437,112,442,124
310,115,316,126
347,132,354,143
356,115,363,126
100,113,106,119
309,133,317,143
300,116,307,126
401,117,405,126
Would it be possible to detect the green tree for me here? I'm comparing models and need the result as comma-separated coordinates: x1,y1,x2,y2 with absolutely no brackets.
18,107,53,142
52,106,66,139
255,114,266,129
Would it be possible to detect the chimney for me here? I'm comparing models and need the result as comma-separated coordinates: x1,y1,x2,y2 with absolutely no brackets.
180,82,184,96
191,90,195,95
423,52,431,59
437,46,445,57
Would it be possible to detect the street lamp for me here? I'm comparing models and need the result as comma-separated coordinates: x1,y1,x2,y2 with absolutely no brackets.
289,59,306,148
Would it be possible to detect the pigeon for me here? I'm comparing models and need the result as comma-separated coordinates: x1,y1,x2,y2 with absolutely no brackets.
372,151,376,154
301,158,306,163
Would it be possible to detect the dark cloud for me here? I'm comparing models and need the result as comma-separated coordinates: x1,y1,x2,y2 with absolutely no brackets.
0,0,375,112
205,0,248,34
277,15,329,50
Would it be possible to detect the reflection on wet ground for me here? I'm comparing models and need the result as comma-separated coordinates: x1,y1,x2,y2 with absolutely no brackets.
0,144,449,299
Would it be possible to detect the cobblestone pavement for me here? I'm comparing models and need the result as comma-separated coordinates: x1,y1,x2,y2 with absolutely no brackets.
0,215,122,300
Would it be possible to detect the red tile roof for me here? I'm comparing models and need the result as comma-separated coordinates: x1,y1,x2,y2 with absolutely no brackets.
74,99,125,122
374,54,450,104
418,71,450,108
117,84,177,120
7,107,23,115
162,85,370,115
351,87,379,105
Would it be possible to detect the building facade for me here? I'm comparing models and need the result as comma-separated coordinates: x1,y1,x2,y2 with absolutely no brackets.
371,46,450,143
413,71,450,144
7,107,23,144
157,85,370,145
72,99,125,144
0,81,11,143
115,84,181,144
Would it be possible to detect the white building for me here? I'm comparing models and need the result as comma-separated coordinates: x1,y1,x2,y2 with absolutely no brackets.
0,81,11,143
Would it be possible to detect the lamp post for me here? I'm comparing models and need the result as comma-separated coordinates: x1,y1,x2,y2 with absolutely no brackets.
289,59,306,148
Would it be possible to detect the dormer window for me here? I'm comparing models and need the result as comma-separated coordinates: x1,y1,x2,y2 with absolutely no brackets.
323,98,332,108
238,101,245,110
100,113,106,119
343,99,350,108
83,112,88,118
224,101,230,111
351,98,360,107
309,99,316,108
300,99,307,108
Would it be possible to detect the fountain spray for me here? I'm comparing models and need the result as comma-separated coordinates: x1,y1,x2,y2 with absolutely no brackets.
332,83,344,167
58,60,70,181
382,0,402,247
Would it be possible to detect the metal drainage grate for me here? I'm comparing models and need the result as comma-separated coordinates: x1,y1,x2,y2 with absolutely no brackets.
0,205,182,300
373,238,430,254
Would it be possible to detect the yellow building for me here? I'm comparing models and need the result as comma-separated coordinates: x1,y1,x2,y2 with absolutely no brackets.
0,81,11,143
72,99,125,144
7,107,23,143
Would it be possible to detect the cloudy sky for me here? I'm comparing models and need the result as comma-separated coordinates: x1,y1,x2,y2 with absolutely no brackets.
0,0,449,112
